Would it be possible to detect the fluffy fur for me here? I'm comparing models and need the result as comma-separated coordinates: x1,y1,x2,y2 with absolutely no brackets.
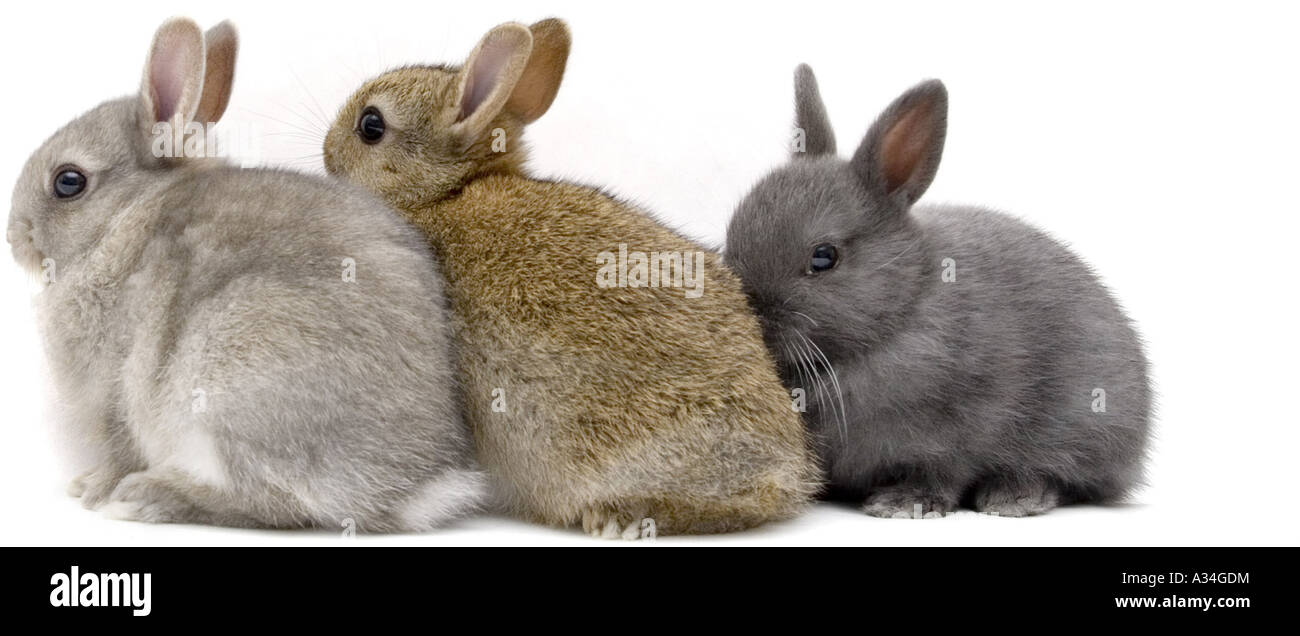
323,19,819,536
724,65,1152,518
8,18,483,531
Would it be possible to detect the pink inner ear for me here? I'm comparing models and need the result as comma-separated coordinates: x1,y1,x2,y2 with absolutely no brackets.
460,38,514,120
881,105,932,193
150,34,192,122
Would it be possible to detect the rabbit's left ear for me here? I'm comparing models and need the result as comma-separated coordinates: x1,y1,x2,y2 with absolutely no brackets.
851,80,948,205
139,18,207,129
193,21,238,125
453,22,534,138
793,64,836,158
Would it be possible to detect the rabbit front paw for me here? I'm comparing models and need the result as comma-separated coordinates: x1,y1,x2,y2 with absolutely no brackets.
99,472,197,524
580,504,654,540
862,486,956,519
69,469,128,510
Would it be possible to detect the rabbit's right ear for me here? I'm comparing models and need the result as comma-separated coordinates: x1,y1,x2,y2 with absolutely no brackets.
793,64,836,158
506,18,571,124
139,18,206,130
453,23,534,138
193,21,238,125
850,79,948,206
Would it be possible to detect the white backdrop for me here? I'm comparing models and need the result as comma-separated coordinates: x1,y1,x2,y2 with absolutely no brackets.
1,0,1296,545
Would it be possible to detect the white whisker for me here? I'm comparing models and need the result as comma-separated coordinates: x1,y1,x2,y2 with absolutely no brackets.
796,329,848,443
791,311,819,327
872,240,921,274
792,335,833,439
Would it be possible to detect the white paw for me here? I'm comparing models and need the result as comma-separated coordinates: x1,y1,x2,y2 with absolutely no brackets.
66,476,87,498
582,506,652,540
99,472,186,523
99,500,146,521
592,518,643,540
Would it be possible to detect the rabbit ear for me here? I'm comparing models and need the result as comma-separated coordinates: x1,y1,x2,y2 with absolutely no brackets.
851,80,947,205
139,18,206,128
193,21,238,125
453,23,534,137
793,64,836,158
505,18,571,124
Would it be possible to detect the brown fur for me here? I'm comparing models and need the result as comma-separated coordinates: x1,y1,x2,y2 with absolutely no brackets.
323,20,819,535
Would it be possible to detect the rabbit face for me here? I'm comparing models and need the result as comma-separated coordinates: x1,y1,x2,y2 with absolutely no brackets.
323,20,571,211
323,66,492,210
8,100,141,276
10,19,238,281
726,67,947,369
725,156,928,369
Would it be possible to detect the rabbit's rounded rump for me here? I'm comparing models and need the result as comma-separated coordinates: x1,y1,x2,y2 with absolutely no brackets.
812,203,1150,512
427,176,817,534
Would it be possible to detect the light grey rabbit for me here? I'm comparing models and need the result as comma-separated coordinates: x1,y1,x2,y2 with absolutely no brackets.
6,18,484,531
724,65,1152,517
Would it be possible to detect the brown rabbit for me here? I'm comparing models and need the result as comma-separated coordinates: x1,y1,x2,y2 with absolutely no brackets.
323,19,819,537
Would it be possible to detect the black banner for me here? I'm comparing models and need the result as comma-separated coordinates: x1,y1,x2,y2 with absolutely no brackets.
3,547,1290,624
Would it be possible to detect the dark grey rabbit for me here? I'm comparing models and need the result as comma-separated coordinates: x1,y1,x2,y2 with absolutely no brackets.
7,18,484,530
724,65,1151,517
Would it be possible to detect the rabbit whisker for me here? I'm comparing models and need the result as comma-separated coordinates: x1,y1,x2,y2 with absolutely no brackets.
288,66,333,130
871,239,921,274
781,338,813,411
797,329,848,443
791,333,834,441
791,311,819,327
244,109,323,139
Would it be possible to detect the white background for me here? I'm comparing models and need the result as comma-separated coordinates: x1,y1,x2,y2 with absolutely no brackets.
0,0,1296,546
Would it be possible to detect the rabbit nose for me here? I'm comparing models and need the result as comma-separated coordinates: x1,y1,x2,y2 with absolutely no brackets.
7,217,29,244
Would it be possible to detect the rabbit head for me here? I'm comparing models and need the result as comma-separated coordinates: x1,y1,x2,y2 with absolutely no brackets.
323,19,570,210
725,65,948,360
7,18,238,277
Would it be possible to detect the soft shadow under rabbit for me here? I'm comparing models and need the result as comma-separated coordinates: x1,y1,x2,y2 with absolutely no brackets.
724,66,1152,518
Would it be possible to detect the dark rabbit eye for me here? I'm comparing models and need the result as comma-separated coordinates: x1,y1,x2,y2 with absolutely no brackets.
52,168,87,199
810,243,838,273
357,107,386,144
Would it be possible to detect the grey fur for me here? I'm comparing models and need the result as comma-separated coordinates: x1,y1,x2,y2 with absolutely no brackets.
724,65,1152,517
6,19,483,531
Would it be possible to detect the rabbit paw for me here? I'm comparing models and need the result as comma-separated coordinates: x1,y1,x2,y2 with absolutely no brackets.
972,481,1060,517
69,469,127,510
99,472,196,524
580,504,653,540
862,486,956,519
